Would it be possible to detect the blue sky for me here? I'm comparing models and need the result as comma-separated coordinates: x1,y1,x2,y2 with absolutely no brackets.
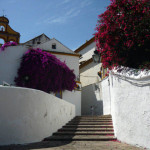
0,0,110,50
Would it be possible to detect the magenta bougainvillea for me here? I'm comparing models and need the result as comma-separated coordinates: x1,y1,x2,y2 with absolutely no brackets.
1,42,18,51
14,48,76,93
95,0,150,69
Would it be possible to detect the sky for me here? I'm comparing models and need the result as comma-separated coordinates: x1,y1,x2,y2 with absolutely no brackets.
0,0,111,50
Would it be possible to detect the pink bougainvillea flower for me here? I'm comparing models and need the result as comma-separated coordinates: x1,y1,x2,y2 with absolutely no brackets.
95,0,150,69
1,41,18,51
14,48,76,93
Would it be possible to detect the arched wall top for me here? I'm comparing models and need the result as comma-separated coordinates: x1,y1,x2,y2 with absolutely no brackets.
0,16,20,43
0,36,6,42
0,16,9,24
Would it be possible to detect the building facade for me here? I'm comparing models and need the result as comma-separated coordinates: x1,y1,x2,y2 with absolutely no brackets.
0,33,81,115
0,16,20,44
75,37,103,115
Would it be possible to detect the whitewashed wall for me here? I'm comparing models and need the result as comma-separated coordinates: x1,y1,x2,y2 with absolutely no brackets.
24,34,50,46
100,77,111,115
0,86,75,145
109,73,150,149
52,54,79,78
100,69,150,149
0,45,27,85
63,90,81,116
80,62,101,87
82,83,103,115
34,38,74,54
79,42,96,62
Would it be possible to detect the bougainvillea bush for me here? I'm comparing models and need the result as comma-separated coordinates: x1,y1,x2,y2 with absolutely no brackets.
14,48,76,93
95,0,150,69
1,42,18,51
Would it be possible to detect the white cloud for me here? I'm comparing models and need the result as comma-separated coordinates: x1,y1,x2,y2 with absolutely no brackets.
59,0,71,6
46,16,66,24
37,0,93,25
44,8,80,24
80,0,92,8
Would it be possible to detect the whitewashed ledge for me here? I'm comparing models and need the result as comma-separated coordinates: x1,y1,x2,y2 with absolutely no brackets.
111,66,150,80
0,86,75,145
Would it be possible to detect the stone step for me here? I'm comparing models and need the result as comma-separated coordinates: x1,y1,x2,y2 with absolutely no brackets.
73,118,112,120
75,115,111,117
71,119,112,122
44,135,116,141
63,125,113,128
75,116,111,118
74,117,112,119
42,115,116,142
53,131,114,135
71,120,112,122
67,122,112,125
58,128,114,132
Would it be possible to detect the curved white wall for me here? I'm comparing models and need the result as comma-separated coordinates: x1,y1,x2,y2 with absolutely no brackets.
0,45,27,85
0,86,75,145
109,73,150,149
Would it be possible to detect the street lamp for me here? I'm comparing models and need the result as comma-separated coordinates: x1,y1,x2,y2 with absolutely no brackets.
92,50,101,63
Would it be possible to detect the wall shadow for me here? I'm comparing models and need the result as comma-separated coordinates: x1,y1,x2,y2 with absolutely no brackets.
0,117,86,150
81,83,103,116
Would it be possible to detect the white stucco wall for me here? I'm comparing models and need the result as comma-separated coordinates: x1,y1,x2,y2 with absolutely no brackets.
0,86,75,145
24,34,50,46
100,77,111,115
79,42,96,62
81,83,103,116
109,73,150,149
0,45,27,85
99,67,150,148
52,54,79,78
34,38,74,54
80,62,102,87
63,90,81,116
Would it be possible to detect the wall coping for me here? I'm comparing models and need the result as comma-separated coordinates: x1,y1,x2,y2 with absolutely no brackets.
111,67,150,81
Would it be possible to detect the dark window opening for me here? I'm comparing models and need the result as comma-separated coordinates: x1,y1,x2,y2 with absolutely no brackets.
52,43,56,49
0,26,5,32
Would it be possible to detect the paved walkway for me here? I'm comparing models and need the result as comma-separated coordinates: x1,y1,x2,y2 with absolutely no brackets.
0,141,146,150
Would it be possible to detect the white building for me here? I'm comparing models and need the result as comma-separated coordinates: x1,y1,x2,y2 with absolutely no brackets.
75,37,103,115
0,34,81,116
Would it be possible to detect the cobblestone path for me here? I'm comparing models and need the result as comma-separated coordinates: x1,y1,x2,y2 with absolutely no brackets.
0,141,146,150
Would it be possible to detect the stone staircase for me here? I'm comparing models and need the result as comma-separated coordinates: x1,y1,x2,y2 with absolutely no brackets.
44,115,117,141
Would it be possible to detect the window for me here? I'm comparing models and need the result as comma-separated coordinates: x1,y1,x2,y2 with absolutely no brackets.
0,26,5,31
52,43,56,49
